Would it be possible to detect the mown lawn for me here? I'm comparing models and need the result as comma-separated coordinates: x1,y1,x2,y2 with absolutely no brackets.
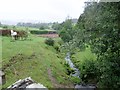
1,35,73,89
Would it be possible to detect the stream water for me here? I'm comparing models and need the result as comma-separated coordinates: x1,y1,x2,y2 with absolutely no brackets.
65,53,80,78
65,52,96,89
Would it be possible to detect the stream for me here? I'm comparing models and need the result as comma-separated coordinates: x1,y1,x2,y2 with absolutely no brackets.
65,52,96,89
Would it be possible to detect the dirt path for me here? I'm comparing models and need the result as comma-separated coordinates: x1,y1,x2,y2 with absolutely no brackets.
47,68,73,88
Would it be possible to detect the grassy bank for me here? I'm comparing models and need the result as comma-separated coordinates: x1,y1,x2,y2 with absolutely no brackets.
71,47,96,67
1,35,73,88
71,47,97,84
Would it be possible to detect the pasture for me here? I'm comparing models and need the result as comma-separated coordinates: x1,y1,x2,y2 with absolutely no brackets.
1,33,73,88
0,26,96,88
0,26,56,32
0,26,58,38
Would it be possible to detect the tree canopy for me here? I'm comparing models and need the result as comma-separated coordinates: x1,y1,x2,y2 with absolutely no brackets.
76,2,120,88
60,2,120,88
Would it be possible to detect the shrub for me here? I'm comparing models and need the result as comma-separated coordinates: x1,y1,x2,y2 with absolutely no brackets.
53,44,60,52
45,38,55,46
57,39,64,45
30,30,57,34
30,30,48,34
79,59,99,84
70,76,81,84
63,62,75,75
2,25,8,29
39,26,45,30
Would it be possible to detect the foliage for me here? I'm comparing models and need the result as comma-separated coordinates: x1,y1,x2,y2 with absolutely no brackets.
75,2,120,88
30,30,57,34
12,26,16,30
52,22,62,30
45,38,55,46
79,59,99,84
63,62,75,75
53,44,60,52
59,19,76,43
70,76,81,84
59,2,120,88
71,47,97,84
2,25,8,29
30,30,48,34
52,19,78,31
61,19,73,30
71,47,96,67
39,26,45,30
59,29,72,42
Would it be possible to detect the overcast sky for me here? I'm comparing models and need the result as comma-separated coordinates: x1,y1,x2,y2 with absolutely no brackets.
0,0,87,24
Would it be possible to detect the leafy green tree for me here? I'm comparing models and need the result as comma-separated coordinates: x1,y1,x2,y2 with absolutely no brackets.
39,26,45,30
62,19,72,30
75,2,120,88
2,25,8,29
59,19,76,42
45,38,55,46
59,29,71,42
12,26,16,30
52,22,62,30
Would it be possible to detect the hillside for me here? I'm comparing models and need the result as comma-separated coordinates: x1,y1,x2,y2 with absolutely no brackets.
1,35,74,89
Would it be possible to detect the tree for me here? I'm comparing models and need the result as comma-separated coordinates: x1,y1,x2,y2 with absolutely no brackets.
12,26,16,30
39,26,45,30
62,19,73,30
74,2,120,88
59,19,76,42
2,25,8,29
52,22,62,30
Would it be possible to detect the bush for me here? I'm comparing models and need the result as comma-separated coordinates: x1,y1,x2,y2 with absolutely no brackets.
30,30,48,34
30,30,57,34
70,76,81,84
45,38,55,46
39,26,45,30
53,44,60,52
57,39,64,45
2,25,8,29
79,59,99,84
63,62,75,75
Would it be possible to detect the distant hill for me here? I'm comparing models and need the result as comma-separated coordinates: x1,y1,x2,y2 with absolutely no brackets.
0,20,18,25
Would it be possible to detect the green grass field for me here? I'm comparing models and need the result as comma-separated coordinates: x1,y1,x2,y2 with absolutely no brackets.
0,26,56,32
0,26,97,88
1,35,73,88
